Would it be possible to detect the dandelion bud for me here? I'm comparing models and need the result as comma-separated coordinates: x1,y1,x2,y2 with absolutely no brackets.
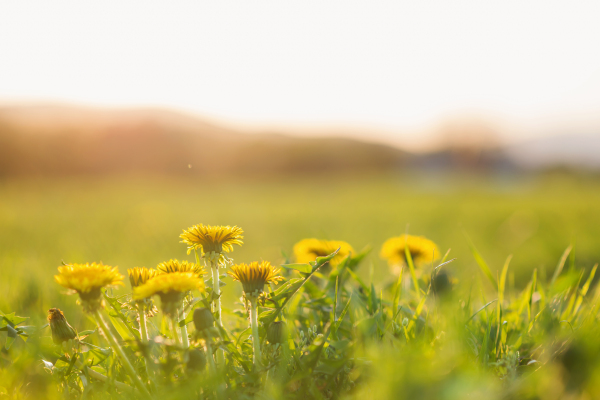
432,271,452,298
47,308,77,345
187,348,207,371
267,321,288,344
402,317,409,327
193,308,214,332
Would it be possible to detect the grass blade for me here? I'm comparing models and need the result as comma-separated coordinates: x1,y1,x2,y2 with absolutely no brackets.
464,232,497,287
550,245,572,289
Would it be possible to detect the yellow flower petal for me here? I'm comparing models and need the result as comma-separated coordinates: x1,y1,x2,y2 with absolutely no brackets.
180,224,244,254
133,272,204,300
293,238,354,267
228,261,284,294
55,262,124,294
156,259,206,277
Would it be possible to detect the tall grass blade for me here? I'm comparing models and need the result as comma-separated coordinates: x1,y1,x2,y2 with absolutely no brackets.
392,267,404,320
464,232,497,287
405,243,420,299
550,245,572,288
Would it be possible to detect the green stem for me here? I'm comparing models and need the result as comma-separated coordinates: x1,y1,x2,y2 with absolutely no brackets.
75,359,134,393
205,338,216,374
179,307,190,349
170,316,181,347
138,304,149,343
278,343,290,381
210,259,225,366
405,245,420,299
211,261,222,327
249,296,262,369
137,303,154,386
92,309,152,398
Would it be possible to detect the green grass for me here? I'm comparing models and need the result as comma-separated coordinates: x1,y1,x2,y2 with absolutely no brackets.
2,171,600,399
1,172,599,324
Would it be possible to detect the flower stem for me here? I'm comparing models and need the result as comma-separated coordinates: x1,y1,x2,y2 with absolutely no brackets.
249,296,262,369
138,304,149,343
169,316,181,347
210,259,225,366
92,309,152,398
179,307,190,349
211,261,222,327
205,338,216,373
137,303,154,385
75,359,135,393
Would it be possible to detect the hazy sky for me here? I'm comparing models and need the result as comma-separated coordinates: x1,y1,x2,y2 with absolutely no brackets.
1,1,599,148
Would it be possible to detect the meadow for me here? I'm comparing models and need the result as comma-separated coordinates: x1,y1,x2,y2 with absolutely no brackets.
1,171,600,399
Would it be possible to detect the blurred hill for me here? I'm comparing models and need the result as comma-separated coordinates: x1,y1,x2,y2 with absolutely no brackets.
504,134,600,170
0,104,410,177
0,104,598,177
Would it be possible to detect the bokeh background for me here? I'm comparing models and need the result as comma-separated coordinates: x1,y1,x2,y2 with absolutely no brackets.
1,1,599,329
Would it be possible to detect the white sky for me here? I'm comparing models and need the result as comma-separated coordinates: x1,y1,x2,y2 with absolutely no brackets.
1,1,600,148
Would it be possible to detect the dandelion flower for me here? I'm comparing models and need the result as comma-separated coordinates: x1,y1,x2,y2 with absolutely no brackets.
229,261,282,368
128,267,158,288
293,239,354,267
55,263,124,311
380,234,440,267
156,259,206,277
180,224,243,256
228,261,284,296
133,272,203,316
47,308,77,345
181,224,242,347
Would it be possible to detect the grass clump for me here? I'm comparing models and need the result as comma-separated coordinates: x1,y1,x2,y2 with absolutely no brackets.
1,221,600,400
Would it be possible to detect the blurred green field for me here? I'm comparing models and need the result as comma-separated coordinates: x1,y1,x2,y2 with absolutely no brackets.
1,172,599,329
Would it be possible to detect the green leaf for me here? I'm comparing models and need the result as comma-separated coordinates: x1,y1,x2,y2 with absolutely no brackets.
345,268,369,292
263,249,339,328
3,324,17,349
481,310,495,366
313,251,339,269
466,299,497,324
405,241,420,299
313,358,347,375
332,294,353,337
392,267,404,320
103,292,140,341
80,342,112,365
282,263,313,274
302,326,332,371
0,311,28,328
369,283,378,314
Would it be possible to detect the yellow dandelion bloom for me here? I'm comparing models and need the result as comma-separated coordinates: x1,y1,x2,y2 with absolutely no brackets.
228,261,284,295
293,239,354,267
156,259,206,277
380,234,440,267
133,272,203,301
55,262,124,298
128,267,158,288
180,224,243,255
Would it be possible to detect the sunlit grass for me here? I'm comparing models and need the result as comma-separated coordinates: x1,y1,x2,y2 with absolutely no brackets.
1,172,600,398
1,173,599,321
